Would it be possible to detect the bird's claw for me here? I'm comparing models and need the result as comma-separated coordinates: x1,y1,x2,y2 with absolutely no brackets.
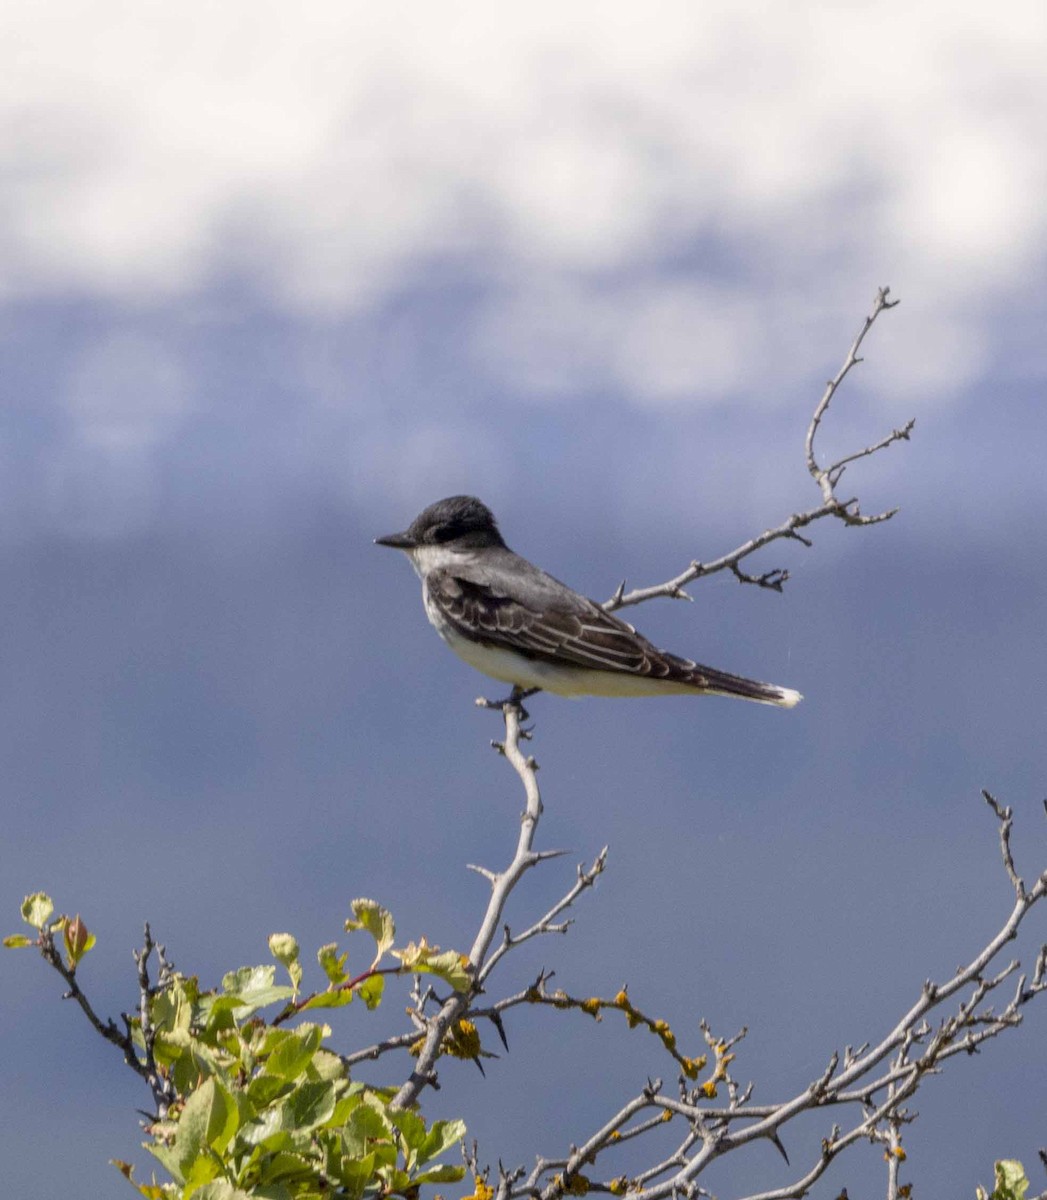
475,686,539,720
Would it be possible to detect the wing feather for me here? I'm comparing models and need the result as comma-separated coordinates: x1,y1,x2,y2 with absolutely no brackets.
427,568,689,679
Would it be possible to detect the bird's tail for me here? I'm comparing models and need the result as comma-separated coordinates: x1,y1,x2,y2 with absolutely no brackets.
687,662,802,708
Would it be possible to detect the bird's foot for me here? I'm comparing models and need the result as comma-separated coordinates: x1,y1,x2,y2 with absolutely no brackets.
475,685,540,720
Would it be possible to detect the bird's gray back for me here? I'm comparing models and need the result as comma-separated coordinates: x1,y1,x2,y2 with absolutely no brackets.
457,545,597,615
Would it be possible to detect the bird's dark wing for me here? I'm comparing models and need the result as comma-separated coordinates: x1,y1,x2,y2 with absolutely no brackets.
427,567,692,679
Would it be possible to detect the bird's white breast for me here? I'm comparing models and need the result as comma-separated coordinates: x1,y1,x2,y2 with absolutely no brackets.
419,576,698,696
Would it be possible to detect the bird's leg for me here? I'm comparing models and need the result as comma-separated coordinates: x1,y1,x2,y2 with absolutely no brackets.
475,685,541,720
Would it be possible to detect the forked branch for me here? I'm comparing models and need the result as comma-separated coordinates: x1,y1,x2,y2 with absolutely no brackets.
606,287,912,611
498,795,1047,1200
392,695,605,1109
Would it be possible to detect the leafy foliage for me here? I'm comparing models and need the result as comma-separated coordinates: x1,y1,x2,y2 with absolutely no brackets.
6,893,467,1200
976,1160,1031,1200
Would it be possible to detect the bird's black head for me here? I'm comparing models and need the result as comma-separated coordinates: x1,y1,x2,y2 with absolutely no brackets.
375,495,506,551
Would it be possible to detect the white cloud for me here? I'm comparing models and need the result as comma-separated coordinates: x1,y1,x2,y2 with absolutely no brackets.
472,281,764,406
2,0,1045,410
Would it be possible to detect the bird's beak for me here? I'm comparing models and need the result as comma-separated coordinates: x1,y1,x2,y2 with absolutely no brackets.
374,530,417,550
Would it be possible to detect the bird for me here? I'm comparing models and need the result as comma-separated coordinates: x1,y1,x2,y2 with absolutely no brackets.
375,495,801,708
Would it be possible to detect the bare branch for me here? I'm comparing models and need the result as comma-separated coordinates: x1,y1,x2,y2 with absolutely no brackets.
489,793,1047,1200
35,919,177,1117
480,849,607,983
340,1029,430,1069
131,925,178,1115
606,287,911,611
806,286,901,489
393,691,603,1109
983,788,1024,897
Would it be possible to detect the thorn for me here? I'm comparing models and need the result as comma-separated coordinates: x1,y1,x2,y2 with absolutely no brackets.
530,848,571,863
489,1011,510,1052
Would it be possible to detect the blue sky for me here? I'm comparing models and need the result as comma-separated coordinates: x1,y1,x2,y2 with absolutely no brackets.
2,4,1047,1198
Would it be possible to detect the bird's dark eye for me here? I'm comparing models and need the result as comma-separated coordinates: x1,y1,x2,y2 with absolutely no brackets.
429,523,457,544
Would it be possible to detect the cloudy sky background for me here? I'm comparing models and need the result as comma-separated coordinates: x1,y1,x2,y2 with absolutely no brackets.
3,3,1047,1197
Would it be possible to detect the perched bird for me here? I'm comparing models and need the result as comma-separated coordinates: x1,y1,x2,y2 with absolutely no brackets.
375,495,801,708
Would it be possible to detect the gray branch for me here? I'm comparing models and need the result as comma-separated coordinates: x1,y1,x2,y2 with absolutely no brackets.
37,920,177,1117
499,794,1047,1200
392,694,604,1109
605,287,912,611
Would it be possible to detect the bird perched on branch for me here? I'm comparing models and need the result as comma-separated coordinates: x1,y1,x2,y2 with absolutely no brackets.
376,495,801,708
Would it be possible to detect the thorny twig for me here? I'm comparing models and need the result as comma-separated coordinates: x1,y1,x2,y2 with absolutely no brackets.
37,921,177,1117
493,796,1047,1200
379,289,915,1094
391,690,606,1109
605,287,911,611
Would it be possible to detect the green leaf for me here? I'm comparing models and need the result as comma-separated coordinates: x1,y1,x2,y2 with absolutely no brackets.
175,1077,240,1173
990,1160,1029,1200
191,1182,253,1200
3,934,33,948
344,899,395,968
416,1118,467,1166
238,1105,292,1149
265,1025,324,1081
329,1091,364,1129
151,980,193,1039
308,1048,346,1082
417,949,472,991
246,1187,292,1200
300,988,354,1012
183,1151,221,1191
356,974,385,1010
340,1103,391,1158
268,933,302,992
379,1166,413,1194
284,1079,338,1132
251,1148,313,1184
390,1108,426,1152
317,942,348,984
246,1072,291,1110
216,965,295,1016
222,964,275,996
414,1164,468,1185
145,1138,184,1185
329,1150,375,1200
242,1080,339,1147
393,942,472,992
21,892,54,929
